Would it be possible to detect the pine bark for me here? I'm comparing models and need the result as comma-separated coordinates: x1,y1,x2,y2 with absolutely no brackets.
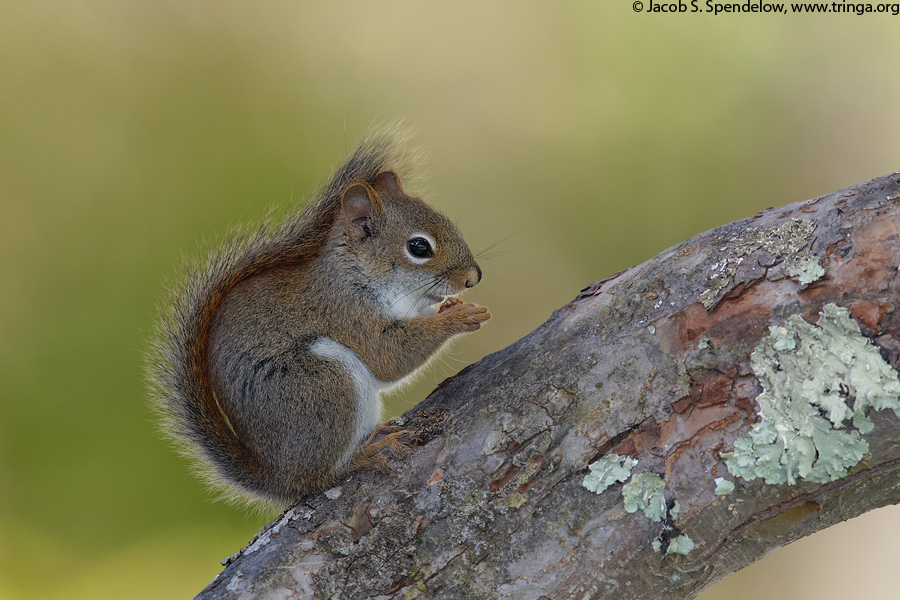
197,172,900,600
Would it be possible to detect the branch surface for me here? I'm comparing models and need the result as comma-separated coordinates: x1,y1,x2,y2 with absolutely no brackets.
198,173,900,600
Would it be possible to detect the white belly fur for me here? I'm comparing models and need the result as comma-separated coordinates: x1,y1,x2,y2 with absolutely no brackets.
308,337,389,470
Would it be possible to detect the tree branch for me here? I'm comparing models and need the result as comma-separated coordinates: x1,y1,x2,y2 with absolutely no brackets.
197,173,900,600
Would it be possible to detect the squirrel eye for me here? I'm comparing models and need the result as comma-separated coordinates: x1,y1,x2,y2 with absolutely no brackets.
407,237,433,259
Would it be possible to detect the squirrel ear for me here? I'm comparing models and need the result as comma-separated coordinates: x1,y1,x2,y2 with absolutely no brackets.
372,170,404,195
341,183,384,241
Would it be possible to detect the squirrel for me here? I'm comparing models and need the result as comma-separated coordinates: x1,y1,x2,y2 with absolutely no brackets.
149,129,490,507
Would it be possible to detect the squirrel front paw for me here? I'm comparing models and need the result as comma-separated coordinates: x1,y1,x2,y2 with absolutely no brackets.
439,301,491,332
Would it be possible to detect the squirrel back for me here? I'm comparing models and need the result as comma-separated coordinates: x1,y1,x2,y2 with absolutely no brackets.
149,129,490,507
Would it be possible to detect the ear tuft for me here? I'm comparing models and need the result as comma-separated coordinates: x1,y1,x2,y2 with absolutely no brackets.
372,170,405,196
341,183,384,241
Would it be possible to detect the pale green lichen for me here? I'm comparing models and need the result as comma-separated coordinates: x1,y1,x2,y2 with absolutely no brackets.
584,459,692,554
622,472,667,522
700,219,822,309
670,499,681,519
582,454,637,494
713,477,734,495
653,534,695,555
787,256,825,285
725,304,900,485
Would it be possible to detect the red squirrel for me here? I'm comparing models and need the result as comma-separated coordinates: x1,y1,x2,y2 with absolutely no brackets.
150,129,490,507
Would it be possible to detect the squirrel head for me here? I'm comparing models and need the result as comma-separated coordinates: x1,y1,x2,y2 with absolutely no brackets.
338,171,482,319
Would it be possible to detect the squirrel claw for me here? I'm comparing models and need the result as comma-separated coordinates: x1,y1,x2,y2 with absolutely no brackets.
439,297,464,313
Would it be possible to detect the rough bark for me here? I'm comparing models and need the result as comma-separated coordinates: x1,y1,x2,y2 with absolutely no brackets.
198,173,900,600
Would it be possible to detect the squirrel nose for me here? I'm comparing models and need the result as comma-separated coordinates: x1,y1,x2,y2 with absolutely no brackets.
464,265,482,288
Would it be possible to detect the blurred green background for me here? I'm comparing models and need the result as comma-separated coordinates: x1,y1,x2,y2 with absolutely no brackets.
2,1,899,599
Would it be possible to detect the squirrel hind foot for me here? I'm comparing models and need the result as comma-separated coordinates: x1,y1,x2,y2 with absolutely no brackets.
350,426,416,473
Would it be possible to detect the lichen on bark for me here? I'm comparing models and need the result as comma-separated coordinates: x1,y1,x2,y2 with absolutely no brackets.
699,218,823,308
725,303,900,485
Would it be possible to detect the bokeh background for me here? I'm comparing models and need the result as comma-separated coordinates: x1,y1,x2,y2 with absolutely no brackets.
2,2,899,599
